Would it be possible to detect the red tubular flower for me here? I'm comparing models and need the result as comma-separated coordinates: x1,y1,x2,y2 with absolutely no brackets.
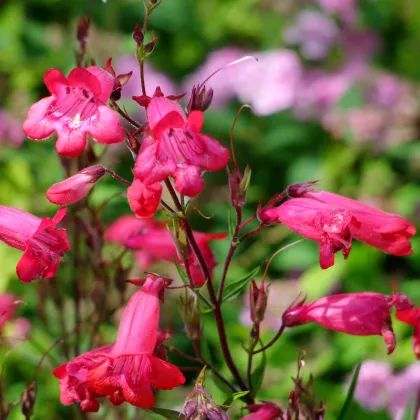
133,88,229,197
241,403,283,420
46,165,106,206
127,178,162,219
105,216,225,286
260,187,415,269
283,293,396,354
0,206,70,283
23,66,124,157
53,276,185,411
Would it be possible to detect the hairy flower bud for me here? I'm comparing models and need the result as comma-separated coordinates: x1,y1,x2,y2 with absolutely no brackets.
46,165,106,206
22,383,36,419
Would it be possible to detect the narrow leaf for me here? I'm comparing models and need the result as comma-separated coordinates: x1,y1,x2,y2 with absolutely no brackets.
222,266,260,301
337,361,362,420
172,258,189,285
223,390,250,406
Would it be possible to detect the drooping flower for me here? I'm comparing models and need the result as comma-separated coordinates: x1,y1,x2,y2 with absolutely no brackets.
240,402,283,420
259,186,415,269
46,165,106,206
23,66,124,157
133,88,229,197
54,275,185,412
127,178,162,219
283,292,396,353
0,206,70,283
105,216,225,286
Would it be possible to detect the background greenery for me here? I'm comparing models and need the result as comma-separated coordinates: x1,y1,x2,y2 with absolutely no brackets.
1,0,419,418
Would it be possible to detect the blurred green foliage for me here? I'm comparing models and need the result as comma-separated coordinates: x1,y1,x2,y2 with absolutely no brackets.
1,0,420,419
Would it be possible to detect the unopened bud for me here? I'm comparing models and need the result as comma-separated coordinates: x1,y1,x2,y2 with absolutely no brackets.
249,280,268,324
287,181,318,198
22,383,36,419
144,31,158,54
239,165,251,195
178,291,201,340
187,85,214,114
77,16,90,42
132,23,144,45
46,165,106,206
227,166,249,208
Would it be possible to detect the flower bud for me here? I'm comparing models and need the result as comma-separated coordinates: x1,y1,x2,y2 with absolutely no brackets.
183,383,229,420
228,165,251,209
105,58,133,101
127,179,162,219
132,23,144,45
22,382,36,419
187,85,214,114
76,16,90,43
46,165,106,206
144,31,158,54
168,218,189,261
178,292,201,340
249,280,268,324
287,181,318,198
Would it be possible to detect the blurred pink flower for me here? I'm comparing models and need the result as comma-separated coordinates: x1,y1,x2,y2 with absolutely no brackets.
353,361,420,419
369,74,405,109
0,294,30,344
182,48,245,108
285,10,338,60
353,360,391,411
0,110,24,148
318,0,357,25
233,50,302,116
115,56,176,99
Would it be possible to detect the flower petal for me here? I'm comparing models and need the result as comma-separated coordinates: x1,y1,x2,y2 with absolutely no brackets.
67,68,102,97
174,165,204,197
87,66,114,103
149,356,186,389
16,243,49,283
44,68,67,95
23,97,56,140
87,105,124,145
55,127,88,158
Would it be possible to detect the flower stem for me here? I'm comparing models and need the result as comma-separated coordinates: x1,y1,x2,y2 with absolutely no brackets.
247,323,260,393
253,324,286,355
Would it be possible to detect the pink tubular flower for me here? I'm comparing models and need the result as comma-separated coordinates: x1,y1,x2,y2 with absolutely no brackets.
23,66,124,157
260,186,415,269
133,88,229,197
127,178,162,219
283,292,396,354
241,403,283,420
53,276,185,411
105,216,225,286
395,306,420,359
0,206,70,283
46,165,106,206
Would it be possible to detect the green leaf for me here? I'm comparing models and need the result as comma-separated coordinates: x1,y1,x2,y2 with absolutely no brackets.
251,348,266,398
223,390,250,406
222,266,260,301
337,361,362,420
228,208,235,238
149,407,185,420
173,258,189,285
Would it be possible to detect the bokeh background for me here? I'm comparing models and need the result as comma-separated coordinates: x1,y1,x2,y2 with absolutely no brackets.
1,0,420,418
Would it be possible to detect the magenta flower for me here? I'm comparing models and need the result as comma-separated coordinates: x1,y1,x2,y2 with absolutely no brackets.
0,206,70,283
127,178,162,219
105,216,225,286
395,305,420,359
133,88,229,197
260,187,415,269
283,292,396,353
46,165,106,206
23,66,124,157
54,276,185,412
